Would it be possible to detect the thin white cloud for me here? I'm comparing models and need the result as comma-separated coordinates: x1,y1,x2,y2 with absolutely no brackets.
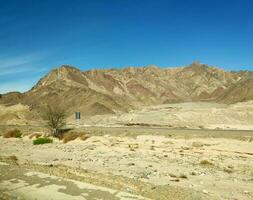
0,53,41,68
0,52,51,93
0,52,48,76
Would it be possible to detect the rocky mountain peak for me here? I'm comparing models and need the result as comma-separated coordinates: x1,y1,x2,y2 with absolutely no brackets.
32,65,87,90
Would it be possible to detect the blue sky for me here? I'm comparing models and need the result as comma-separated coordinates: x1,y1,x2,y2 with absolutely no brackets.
0,0,253,93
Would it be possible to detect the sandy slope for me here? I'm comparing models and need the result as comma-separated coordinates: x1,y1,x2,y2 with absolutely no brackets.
80,101,253,130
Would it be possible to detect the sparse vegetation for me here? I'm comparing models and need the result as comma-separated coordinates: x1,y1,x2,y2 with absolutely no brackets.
61,132,90,143
200,159,214,166
33,137,53,145
3,129,22,138
8,155,18,161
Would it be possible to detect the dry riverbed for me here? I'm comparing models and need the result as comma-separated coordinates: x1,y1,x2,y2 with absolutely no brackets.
0,128,253,200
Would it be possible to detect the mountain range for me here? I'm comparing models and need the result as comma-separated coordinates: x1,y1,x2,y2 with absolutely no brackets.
1,61,253,116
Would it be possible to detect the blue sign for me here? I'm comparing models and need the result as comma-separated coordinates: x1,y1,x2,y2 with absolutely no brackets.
75,112,81,120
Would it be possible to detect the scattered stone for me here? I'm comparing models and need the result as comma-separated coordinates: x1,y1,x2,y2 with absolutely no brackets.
128,163,135,166
169,173,177,178
228,165,234,169
191,171,197,175
224,167,233,173
192,142,204,148
170,178,180,182
150,146,155,150
202,189,208,194
141,171,152,179
179,173,188,179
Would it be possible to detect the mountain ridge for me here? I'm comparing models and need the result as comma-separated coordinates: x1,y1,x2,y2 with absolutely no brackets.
1,62,253,116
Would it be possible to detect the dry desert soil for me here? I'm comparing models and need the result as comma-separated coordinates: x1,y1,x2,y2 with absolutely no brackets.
0,126,253,200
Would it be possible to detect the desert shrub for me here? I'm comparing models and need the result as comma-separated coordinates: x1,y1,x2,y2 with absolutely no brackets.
3,129,22,138
61,132,89,143
33,137,53,145
200,159,213,166
8,155,18,161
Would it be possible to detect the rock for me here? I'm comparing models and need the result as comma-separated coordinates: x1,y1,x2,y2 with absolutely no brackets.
179,173,188,179
128,163,135,166
150,146,155,150
169,173,177,178
141,171,152,179
191,171,197,175
170,178,180,182
192,142,204,148
125,187,134,193
202,189,208,194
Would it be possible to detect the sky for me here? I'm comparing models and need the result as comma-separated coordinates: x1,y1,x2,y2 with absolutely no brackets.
0,0,253,93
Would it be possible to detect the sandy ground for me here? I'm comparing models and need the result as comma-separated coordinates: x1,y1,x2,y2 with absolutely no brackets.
73,101,253,130
1,101,253,131
0,128,253,200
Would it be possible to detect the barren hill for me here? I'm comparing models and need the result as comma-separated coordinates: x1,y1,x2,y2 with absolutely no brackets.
0,62,252,116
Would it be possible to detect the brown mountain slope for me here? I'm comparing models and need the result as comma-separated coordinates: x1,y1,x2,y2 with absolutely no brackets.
219,78,253,103
0,62,252,116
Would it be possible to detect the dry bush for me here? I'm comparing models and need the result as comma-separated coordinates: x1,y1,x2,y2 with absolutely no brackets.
62,132,90,143
3,129,22,138
29,133,42,139
41,104,66,136
200,159,214,166
8,155,18,161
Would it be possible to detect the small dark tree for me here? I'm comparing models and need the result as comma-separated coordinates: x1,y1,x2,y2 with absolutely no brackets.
42,104,66,137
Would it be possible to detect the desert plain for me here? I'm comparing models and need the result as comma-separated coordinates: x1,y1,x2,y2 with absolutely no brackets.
0,102,253,200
